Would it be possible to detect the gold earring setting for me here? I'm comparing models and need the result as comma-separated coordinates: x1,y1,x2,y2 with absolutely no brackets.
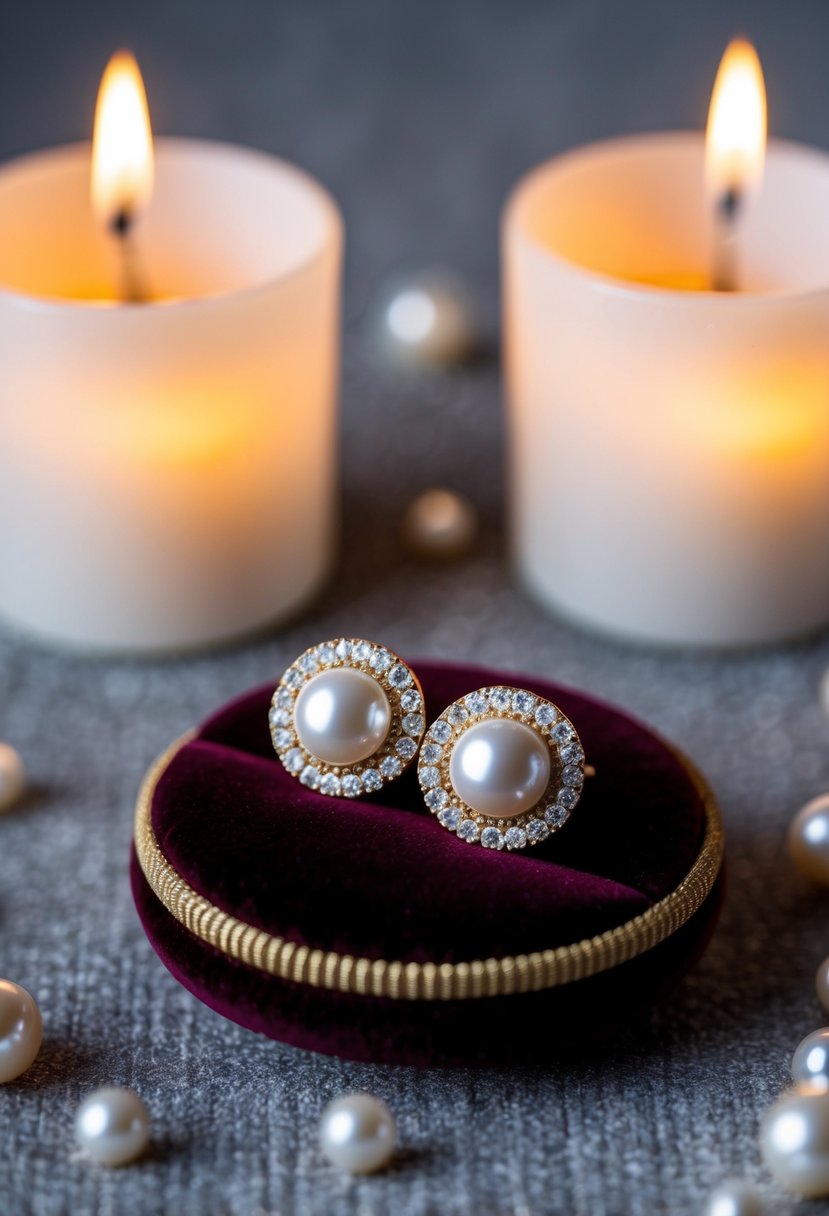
270,639,425,797
418,686,585,850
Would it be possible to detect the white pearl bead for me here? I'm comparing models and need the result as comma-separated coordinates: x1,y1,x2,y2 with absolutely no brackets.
703,1180,764,1216
294,668,391,766
76,1086,151,1167
450,718,551,819
793,1029,829,1091
319,1093,395,1174
381,273,475,366
0,743,25,812
402,489,478,560
0,979,42,1083
760,1087,829,1197
789,794,829,883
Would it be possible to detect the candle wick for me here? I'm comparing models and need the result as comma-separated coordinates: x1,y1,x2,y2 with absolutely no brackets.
110,208,133,239
717,186,741,223
108,207,147,304
711,186,742,293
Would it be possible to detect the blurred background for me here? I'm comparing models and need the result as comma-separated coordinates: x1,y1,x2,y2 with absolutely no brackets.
5,5,829,1214
3,0,828,314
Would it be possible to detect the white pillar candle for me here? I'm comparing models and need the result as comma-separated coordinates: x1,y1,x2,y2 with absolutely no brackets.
0,138,342,652
503,134,829,647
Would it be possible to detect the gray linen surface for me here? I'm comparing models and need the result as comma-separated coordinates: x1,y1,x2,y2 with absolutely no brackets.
4,2,829,1213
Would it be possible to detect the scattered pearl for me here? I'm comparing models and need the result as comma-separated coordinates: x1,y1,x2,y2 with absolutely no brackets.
402,489,478,560
0,979,42,1083
319,1093,395,1174
789,794,829,883
75,1086,151,1167
793,1028,829,1092
0,742,25,812
450,717,550,819
380,272,476,366
703,1179,763,1216
760,1086,829,1197
294,668,391,766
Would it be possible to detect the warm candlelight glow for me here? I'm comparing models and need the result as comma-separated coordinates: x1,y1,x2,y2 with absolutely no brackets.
91,51,154,230
705,38,767,205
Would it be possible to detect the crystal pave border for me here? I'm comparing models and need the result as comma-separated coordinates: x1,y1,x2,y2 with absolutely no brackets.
270,639,425,797
418,686,585,849
133,732,725,1001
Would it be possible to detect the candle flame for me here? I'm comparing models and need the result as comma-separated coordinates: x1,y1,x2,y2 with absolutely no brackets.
91,51,154,231
705,38,767,206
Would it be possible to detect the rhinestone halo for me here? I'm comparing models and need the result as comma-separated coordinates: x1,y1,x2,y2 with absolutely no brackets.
270,639,424,796
418,686,586,849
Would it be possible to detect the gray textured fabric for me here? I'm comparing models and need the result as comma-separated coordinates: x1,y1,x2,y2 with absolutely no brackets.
4,1,829,1213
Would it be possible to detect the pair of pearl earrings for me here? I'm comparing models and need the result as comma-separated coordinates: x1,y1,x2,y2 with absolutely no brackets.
269,638,587,852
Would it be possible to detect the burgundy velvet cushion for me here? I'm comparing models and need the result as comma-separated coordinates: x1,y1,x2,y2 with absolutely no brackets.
131,661,723,1066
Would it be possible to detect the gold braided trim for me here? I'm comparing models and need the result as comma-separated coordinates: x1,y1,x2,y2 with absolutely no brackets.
134,731,724,1001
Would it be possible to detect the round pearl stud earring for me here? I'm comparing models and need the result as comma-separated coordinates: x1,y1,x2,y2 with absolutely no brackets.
270,639,425,798
418,686,587,850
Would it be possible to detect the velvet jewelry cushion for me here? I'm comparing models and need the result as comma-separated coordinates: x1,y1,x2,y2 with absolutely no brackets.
130,661,724,1066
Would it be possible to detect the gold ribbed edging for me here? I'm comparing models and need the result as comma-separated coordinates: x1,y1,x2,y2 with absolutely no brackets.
134,731,724,1001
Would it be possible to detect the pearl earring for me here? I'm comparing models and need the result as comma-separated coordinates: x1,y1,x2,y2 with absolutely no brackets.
418,686,587,850
270,639,425,797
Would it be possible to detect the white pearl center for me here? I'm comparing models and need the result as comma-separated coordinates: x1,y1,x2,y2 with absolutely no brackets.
294,669,391,766
450,719,551,819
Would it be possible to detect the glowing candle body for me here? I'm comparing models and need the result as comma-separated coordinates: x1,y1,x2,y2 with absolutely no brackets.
504,133,829,647
0,139,342,651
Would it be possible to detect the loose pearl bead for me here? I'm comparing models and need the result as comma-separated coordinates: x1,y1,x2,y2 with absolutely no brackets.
0,742,25,812
0,979,42,1083
789,794,829,883
294,668,391,767
703,1180,764,1216
76,1087,151,1167
760,1087,829,1197
381,273,475,366
402,489,478,560
793,1029,829,1092
319,1093,395,1174
450,718,550,819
